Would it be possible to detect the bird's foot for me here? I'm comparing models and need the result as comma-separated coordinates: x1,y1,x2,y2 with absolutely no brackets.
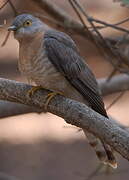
45,91,63,110
27,86,43,98
27,87,63,111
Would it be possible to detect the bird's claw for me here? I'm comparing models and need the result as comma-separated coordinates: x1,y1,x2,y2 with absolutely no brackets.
27,86,43,98
44,91,63,110
27,87,63,111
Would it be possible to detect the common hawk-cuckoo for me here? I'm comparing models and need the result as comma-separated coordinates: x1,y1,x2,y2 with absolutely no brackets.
8,14,117,168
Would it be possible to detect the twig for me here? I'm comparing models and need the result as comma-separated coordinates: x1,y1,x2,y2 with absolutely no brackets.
106,68,118,82
8,0,18,16
0,0,17,47
31,0,113,44
0,20,7,29
0,0,9,10
32,0,129,67
90,17,129,31
106,91,125,111
70,0,129,74
90,17,129,34
68,0,98,44
106,17,129,29
0,100,42,118
68,0,111,63
69,0,124,74
1,31,11,47
98,74,129,96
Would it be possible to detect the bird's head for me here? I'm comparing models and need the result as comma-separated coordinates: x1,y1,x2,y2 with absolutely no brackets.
8,14,45,41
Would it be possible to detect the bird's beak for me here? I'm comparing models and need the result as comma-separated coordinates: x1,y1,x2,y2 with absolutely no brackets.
8,25,17,31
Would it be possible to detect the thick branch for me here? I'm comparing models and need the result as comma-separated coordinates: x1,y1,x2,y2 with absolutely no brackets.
0,74,128,118
0,100,42,118
98,74,129,96
0,78,129,161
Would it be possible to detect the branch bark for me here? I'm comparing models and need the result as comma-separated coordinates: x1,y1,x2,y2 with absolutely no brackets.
0,74,128,118
98,74,129,96
0,100,42,118
0,78,129,161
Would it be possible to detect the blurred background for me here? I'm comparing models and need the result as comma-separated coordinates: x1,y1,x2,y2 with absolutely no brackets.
0,0,129,180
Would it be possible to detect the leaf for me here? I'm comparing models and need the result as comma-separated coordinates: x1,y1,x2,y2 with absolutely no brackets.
113,0,129,7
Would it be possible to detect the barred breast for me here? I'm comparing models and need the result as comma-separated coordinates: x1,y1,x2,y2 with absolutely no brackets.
19,39,87,104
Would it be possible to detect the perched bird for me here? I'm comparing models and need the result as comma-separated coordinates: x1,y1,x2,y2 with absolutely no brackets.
8,13,117,168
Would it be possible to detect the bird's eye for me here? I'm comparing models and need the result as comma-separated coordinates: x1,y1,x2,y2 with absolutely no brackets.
23,20,32,27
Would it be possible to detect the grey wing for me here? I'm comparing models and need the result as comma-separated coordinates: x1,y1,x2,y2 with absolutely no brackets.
44,30,108,117
44,31,117,168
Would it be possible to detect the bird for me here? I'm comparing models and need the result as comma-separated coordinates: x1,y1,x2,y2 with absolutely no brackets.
8,13,117,168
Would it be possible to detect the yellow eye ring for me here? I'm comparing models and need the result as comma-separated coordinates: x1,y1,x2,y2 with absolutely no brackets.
23,20,32,27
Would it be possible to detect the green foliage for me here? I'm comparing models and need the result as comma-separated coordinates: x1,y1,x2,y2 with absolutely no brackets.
113,0,129,7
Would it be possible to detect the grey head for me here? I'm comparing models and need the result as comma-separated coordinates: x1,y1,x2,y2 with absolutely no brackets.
8,14,46,41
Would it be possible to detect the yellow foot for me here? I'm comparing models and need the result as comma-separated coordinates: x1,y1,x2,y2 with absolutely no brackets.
27,87,63,111
27,86,43,98
45,91,63,110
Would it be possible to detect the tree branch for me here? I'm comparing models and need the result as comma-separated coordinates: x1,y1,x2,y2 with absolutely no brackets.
0,100,42,118
32,0,98,39
0,78,129,161
0,74,128,118
31,0,129,74
32,0,82,28
98,74,129,96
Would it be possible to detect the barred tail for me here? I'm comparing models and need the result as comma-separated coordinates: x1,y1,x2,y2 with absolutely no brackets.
102,142,117,168
83,130,117,169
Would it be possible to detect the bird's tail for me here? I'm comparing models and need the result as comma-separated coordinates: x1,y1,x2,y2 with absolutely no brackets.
83,130,117,169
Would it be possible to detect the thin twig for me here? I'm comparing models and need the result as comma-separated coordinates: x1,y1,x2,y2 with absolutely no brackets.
0,0,9,10
1,31,11,47
91,17,129,31
8,0,18,16
32,0,129,66
106,68,118,82
0,19,7,28
71,0,129,34
68,0,94,42
32,0,116,45
90,17,129,34
68,0,108,58
70,0,129,74
68,0,119,71
98,74,129,96
106,91,125,111
0,0,18,47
